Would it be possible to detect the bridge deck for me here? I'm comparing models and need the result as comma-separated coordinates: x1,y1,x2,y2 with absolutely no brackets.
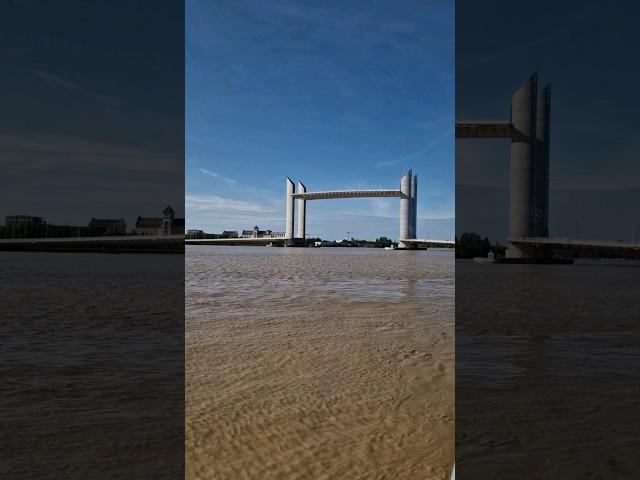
401,238,455,248
456,122,513,138
292,189,404,200
511,237,640,251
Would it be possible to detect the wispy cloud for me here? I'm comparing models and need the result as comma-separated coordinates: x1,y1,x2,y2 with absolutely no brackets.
197,167,237,185
186,193,281,231
369,198,394,217
376,158,403,169
33,70,121,112
34,71,77,91
376,137,445,168
0,132,180,174
186,194,272,214
198,167,219,178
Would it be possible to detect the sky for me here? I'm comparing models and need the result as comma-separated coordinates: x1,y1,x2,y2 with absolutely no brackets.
456,0,640,243
1,0,184,230
186,0,454,241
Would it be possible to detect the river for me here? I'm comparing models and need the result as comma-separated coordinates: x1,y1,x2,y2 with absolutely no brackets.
186,246,454,480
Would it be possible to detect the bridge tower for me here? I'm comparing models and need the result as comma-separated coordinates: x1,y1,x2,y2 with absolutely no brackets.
296,181,306,239
410,173,418,238
285,177,295,240
399,170,411,243
399,169,417,248
507,73,551,258
535,84,551,238
456,73,551,259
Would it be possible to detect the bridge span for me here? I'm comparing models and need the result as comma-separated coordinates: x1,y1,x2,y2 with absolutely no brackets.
510,237,640,259
455,121,513,139
291,189,404,200
400,239,455,248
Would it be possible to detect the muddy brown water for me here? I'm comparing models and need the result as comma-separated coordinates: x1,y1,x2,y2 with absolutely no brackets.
186,246,454,480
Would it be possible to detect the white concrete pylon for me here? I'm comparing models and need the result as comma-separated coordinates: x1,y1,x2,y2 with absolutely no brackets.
296,181,306,239
410,174,418,239
399,170,411,243
534,83,551,238
509,74,536,244
409,174,415,238
285,177,295,239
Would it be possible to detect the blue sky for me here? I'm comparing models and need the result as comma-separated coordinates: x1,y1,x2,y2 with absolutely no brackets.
186,0,454,241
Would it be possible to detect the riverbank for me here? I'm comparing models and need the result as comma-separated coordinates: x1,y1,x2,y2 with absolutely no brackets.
0,235,184,253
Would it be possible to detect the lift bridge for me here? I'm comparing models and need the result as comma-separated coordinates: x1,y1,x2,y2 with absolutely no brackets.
187,170,454,249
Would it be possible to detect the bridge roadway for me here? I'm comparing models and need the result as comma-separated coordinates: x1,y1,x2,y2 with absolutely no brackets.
400,239,455,248
510,237,640,258
291,189,404,200
455,121,513,139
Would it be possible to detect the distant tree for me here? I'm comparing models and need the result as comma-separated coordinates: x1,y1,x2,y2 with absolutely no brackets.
305,237,322,246
457,232,506,258
482,237,491,255
375,236,393,248
457,232,489,258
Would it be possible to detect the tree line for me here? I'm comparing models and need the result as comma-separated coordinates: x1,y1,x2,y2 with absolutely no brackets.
455,232,506,258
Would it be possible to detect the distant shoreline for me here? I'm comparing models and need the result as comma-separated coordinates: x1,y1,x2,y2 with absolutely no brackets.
0,235,456,254
0,235,184,254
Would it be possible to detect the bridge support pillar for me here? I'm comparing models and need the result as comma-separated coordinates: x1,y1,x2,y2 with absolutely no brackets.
534,84,551,238
399,170,412,248
507,75,536,258
507,74,551,259
285,177,295,240
410,173,417,239
296,181,306,240
509,75,535,242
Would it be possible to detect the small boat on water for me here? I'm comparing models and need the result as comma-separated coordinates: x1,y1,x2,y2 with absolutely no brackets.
384,245,397,250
